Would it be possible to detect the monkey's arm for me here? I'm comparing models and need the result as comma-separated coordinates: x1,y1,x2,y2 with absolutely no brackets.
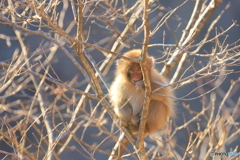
114,102,132,122
109,78,133,125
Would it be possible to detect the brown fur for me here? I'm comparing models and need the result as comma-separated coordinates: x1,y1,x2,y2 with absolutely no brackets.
108,49,175,159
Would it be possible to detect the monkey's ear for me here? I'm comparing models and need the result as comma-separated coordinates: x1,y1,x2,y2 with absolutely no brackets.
116,59,123,68
147,57,154,68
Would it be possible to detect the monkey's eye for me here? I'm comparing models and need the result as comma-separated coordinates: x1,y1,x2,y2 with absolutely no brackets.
128,68,134,73
128,68,142,73
136,68,141,73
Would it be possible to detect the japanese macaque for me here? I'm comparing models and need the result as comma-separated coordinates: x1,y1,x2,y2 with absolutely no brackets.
108,49,175,159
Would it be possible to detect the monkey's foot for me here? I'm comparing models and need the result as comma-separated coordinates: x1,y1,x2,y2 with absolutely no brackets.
119,119,128,127
131,116,140,125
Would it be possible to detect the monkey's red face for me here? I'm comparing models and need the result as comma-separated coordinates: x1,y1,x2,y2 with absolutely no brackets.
127,64,143,83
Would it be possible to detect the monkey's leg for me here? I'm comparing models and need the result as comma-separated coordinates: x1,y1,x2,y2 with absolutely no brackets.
146,100,168,134
108,132,129,160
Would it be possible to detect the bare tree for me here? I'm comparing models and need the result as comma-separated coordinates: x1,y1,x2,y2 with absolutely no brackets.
0,0,240,160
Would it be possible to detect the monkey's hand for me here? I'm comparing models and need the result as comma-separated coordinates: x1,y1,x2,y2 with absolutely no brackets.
115,102,132,124
119,119,128,127
135,80,145,89
131,115,140,125
114,116,129,127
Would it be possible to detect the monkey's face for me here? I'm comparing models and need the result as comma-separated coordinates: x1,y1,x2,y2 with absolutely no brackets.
127,63,143,84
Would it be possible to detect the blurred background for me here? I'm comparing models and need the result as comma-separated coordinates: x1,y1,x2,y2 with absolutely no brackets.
0,0,240,159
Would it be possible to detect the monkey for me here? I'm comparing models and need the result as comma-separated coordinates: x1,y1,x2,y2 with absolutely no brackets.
108,49,175,159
